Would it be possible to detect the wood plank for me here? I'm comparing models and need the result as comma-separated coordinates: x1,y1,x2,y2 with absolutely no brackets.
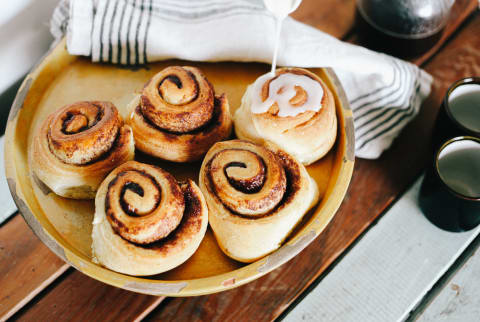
291,0,356,38
285,177,480,321
145,10,480,322
12,270,165,322
415,237,480,321
0,215,68,321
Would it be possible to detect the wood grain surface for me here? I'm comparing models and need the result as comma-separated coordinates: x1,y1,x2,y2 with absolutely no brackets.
0,215,68,321
2,1,479,321
291,0,356,38
416,238,480,321
13,270,165,322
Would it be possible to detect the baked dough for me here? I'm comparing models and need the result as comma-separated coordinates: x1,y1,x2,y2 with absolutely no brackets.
92,161,208,276
128,66,232,162
234,68,337,165
31,101,135,199
199,140,319,262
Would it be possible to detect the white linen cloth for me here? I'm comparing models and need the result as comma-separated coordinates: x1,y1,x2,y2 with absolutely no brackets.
51,0,433,159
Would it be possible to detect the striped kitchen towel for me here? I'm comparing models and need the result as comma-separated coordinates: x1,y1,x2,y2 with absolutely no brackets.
50,0,432,159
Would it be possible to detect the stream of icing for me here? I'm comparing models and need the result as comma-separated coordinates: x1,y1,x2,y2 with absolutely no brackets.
271,16,284,75
263,0,302,75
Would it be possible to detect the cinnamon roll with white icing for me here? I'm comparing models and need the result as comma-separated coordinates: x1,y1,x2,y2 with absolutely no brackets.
234,68,337,165
199,140,319,262
31,101,135,199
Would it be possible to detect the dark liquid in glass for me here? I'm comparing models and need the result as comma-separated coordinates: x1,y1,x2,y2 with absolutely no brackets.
355,8,444,59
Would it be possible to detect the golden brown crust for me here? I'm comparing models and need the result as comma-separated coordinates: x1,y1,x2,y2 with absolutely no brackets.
128,66,232,162
141,66,214,133
47,101,121,164
199,140,319,262
205,141,287,217
92,161,209,276
234,68,337,165
104,163,185,244
31,101,135,199
140,181,206,254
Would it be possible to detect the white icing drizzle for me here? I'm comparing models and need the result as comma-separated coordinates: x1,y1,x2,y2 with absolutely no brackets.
263,0,303,76
250,72,324,117
270,16,284,76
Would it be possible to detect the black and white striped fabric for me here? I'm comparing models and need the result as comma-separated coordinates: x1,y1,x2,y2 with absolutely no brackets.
50,0,432,159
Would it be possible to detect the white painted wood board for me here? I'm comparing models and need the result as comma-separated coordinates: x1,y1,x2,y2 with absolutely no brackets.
285,176,480,322
0,136,17,224
416,241,480,321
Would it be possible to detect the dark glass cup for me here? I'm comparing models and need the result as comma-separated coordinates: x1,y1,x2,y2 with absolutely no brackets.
432,77,480,151
419,136,480,232
355,0,451,59
355,9,444,59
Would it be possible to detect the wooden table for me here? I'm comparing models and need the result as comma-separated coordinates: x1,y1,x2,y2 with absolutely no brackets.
1,1,479,321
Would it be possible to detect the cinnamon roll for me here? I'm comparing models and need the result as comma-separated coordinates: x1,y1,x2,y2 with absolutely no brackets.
91,161,208,276
31,101,135,199
234,68,337,165
128,66,232,162
199,140,319,263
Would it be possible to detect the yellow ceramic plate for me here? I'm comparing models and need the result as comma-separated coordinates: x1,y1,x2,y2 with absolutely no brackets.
5,39,354,296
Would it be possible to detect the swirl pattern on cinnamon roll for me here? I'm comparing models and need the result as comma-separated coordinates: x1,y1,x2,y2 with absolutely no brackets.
92,161,208,276
199,140,319,262
234,68,337,165
31,101,135,199
128,66,232,162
